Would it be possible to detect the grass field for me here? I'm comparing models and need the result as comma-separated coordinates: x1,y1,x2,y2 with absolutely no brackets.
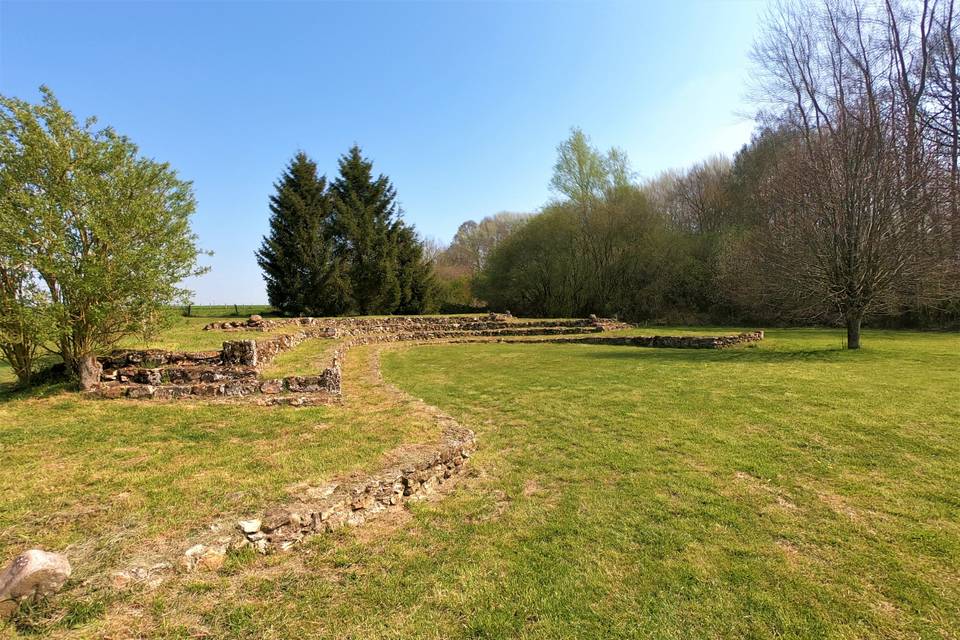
0,325,957,638
178,305,274,318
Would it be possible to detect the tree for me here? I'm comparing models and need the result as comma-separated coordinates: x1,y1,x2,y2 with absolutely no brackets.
928,0,960,254
257,152,350,316
442,212,529,273
394,224,438,314
477,185,677,321
329,145,434,315
550,127,634,207
0,254,52,385
0,87,205,388
750,0,955,348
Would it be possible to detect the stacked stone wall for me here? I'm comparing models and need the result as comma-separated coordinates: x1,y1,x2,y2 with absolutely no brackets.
451,331,765,349
92,317,761,402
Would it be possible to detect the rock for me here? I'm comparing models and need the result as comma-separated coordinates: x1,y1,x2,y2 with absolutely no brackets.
184,544,205,558
98,385,125,399
196,546,226,571
126,385,156,399
229,537,251,552
238,519,262,534
0,550,72,618
181,543,227,572
259,379,283,394
261,510,290,532
249,314,263,323
279,539,300,552
110,569,139,590
351,493,375,511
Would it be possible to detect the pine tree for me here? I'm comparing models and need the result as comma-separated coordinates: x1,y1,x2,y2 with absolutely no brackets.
329,146,403,314
394,224,438,314
256,152,349,316
328,146,438,314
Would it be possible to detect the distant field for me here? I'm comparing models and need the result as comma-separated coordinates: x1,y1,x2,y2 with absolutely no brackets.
116,316,310,352
178,304,274,318
0,325,957,638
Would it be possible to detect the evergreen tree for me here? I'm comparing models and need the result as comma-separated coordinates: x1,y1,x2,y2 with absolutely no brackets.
328,146,404,314
257,152,349,316
394,224,438,314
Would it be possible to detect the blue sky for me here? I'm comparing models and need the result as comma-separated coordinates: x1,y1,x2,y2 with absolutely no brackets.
1,0,763,304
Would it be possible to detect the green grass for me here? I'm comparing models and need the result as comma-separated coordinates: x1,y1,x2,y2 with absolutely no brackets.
1,327,957,638
0,330,441,636
260,336,342,378
116,315,307,352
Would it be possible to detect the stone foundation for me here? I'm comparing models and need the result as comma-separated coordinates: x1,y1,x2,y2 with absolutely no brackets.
91,318,762,403
231,424,475,553
452,330,765,349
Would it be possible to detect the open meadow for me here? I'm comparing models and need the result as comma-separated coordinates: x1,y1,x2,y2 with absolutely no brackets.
6,1,960,637
0,319,957,638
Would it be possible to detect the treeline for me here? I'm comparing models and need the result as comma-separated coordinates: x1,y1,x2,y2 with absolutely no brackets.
258,147,436,316
435,0,960,346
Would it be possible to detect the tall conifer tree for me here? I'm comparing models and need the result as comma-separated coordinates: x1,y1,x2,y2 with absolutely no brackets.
328,146,402,314
256,152,350,316
328,146,436,314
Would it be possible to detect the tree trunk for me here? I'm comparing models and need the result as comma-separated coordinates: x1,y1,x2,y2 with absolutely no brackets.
1,343,33,386
845,314,862,350
77,355,102,391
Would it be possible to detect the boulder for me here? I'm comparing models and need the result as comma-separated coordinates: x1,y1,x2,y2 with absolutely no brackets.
0,550,72,619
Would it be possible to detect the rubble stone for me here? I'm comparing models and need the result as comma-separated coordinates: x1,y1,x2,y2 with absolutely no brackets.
0,550,72,619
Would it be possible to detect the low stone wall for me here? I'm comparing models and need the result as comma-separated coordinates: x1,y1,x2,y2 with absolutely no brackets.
93,317,748,403
221,327,336,367
454,330,765,349
99,349,221,368
204,313,630,335
231,423,475,553
115,346,477,587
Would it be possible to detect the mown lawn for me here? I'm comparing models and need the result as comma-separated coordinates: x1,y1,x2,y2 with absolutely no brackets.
1,327,957,638
0,322,440,636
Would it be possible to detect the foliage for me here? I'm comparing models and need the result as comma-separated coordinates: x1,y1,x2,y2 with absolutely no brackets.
478,187,678,319
0,86,205,386
550,127,633,205
259,146,437,316
0,255,53,385
431,212,528,309
257,152,349,316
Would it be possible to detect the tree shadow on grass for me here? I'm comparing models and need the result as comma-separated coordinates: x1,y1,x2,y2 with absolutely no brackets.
0,380,73,403
575,344,851,365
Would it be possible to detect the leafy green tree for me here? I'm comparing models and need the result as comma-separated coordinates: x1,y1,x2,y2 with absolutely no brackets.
0,254,53,385
477,186,675,320
257,152,350,316
550,127,634,206
0,87,205,388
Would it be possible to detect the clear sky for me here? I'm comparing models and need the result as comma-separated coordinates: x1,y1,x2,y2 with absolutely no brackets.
1,0,764,304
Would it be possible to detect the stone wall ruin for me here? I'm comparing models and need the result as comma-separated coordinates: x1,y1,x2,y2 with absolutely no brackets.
90,315,763,403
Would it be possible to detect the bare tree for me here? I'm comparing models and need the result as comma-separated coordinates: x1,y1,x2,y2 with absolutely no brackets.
647,156,733,234
751,0,954,348
441,213,528,273
927,0,960,251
